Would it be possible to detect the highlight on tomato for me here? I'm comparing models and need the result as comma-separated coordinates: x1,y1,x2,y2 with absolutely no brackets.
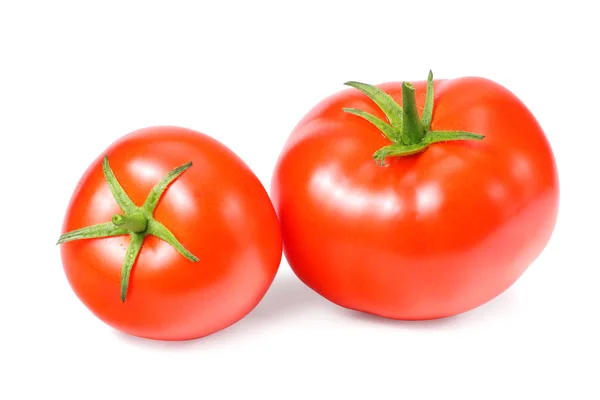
271,71,559,320
57,126,282,340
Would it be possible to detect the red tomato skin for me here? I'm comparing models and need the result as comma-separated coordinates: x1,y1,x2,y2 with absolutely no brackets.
61,126,282,340
271,77,559,320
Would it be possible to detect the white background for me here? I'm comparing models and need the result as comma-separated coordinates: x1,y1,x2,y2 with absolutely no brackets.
1,1,598,399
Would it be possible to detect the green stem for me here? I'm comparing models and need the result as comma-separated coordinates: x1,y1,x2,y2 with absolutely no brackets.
112,213,148,233
57,155,199,303
342,70,485,166
401,82,425,144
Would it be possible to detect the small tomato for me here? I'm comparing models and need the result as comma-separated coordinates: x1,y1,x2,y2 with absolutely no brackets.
58,126,282,340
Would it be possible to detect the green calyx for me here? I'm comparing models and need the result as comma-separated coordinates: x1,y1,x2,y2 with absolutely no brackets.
57,155,199,303
343,70,484,166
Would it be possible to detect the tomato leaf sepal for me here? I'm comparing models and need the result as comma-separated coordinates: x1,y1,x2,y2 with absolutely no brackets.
121,233,145,302
373,130,484,166
343,70,485,166
56,222,128,244
57,155,200,303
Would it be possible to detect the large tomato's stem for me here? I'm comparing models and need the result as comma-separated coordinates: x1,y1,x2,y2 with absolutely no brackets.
401,82,425,144
343,70,485,166
57,155,199,302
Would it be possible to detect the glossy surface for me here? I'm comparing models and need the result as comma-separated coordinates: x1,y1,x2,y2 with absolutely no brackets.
271,77,559,319
61,126,282,340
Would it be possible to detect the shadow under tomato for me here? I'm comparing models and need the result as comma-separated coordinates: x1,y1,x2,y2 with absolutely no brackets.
343,287,520,329
112,271,325,348
243,271,326,322
113,274,521,347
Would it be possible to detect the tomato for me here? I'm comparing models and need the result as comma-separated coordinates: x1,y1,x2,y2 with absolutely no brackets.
58,126,282,340
271,72,559,320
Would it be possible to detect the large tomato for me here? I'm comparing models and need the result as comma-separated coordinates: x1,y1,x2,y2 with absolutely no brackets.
58,126,282,340
271,72,559,320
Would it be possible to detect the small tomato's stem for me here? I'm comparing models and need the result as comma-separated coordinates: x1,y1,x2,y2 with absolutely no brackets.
57,155,199,303
401,82,425,144
112,213,148,233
